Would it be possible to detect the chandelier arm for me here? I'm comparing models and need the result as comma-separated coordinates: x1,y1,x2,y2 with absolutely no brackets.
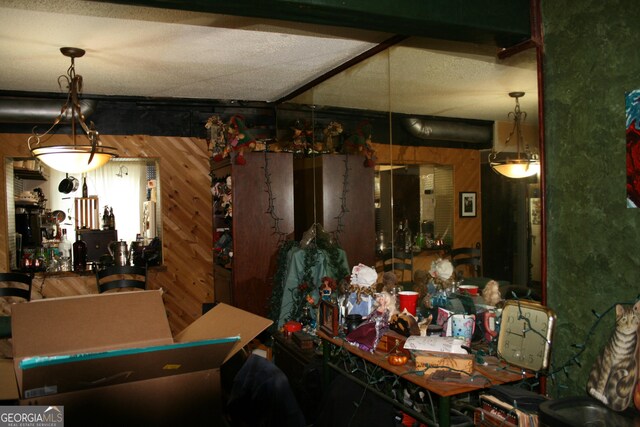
27,47,116,173
489,91,540,179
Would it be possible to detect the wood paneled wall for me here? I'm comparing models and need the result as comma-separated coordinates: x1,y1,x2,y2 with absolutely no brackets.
0,133,212,334
0,134,481,333
371,142,482,249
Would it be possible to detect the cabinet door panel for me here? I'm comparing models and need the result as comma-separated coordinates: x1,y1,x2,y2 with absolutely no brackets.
232,152,294,316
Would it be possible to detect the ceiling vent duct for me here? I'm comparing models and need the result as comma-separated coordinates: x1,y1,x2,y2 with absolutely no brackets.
0,98,97,124
402,117,492,143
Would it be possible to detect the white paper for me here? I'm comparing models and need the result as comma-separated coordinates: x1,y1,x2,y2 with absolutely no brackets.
403,336,468,354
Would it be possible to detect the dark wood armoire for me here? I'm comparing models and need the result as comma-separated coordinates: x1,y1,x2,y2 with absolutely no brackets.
213,152,375,317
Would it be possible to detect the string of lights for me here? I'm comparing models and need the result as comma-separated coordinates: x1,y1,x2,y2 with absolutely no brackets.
332,154,351,244
548,294,640,391
262,150,287,245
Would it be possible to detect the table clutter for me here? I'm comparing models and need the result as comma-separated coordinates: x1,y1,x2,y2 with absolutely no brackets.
271,255,555,427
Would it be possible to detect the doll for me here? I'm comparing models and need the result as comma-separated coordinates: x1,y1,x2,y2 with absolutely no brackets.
482,279,502,307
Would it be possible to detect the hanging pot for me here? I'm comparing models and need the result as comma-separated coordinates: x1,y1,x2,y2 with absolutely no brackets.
58,174,79,194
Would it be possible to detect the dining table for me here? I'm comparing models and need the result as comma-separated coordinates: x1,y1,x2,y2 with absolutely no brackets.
317,329,533,427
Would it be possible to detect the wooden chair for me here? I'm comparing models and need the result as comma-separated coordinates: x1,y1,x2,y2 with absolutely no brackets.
0,272,33,338
379,249,414,288
450,245,482,278
96,265,147,293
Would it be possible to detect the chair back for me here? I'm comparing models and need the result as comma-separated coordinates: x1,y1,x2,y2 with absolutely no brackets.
0,272,33,301
379,249,414,285
450,245,482,277
96,265,147,293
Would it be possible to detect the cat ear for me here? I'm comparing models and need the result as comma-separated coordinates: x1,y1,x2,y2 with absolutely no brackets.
616,304,624,318
633,300,640,313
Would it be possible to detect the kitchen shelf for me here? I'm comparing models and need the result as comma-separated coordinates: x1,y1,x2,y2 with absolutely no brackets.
14,168,47,181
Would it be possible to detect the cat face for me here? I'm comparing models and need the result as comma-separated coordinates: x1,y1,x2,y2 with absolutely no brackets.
615,300,640,334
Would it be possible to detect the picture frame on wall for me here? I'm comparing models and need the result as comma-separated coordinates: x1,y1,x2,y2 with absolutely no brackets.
319,300,340,337
460,192,477,217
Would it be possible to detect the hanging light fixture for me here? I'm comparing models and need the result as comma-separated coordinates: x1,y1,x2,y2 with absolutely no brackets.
28,47,117,173
488,91,540,179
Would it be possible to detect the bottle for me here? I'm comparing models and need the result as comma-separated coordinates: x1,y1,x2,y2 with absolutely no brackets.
73,235,87,272
58,229,72,263
395,221,405,251
82,176,88,198
403,219,412,252
109,207,115,230
102,206,110,230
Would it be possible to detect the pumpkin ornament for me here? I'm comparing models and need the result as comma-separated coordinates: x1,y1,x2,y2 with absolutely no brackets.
387,339,409,366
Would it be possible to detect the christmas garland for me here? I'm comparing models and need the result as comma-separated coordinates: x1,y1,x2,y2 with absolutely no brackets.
267,239,298,330
268,235,349,329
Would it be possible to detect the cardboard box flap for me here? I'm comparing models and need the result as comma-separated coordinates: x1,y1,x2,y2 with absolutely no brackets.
175,303,272,362
12,291,173,359
19,337,238,398
0,359,18,400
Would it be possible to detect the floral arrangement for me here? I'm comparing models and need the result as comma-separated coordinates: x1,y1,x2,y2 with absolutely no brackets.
290,276,339,328
290,281,317,327
297,281,316,305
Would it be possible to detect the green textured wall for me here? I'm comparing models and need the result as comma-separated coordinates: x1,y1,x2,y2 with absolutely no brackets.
542,0,640,397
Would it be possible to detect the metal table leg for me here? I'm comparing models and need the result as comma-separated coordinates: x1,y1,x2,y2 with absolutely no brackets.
438,395,451,427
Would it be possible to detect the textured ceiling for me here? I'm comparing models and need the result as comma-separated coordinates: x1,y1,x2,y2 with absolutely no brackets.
0,0,539,122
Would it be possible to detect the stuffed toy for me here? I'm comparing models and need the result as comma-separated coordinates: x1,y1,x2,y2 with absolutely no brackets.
389,309,421,337
205,115,229,162
342,120,377,167
379,271,398,294
412,269,430,309
322,121,343,153
227,114,256,165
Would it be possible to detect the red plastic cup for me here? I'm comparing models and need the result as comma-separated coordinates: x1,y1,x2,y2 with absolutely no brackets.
398,291,419,315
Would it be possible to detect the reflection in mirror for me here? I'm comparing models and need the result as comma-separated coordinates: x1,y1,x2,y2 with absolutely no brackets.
375,164,453,253
8,157,161,271
289,35,540,290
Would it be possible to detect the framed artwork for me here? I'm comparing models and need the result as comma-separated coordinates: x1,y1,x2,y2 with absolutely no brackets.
319,300,340,337
460,192,477,217
626,89,640,207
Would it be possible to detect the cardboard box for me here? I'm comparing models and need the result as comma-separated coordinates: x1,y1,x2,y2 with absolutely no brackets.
0,358,18,401
8,290,272,426
292,331,314,349
413,350,474,375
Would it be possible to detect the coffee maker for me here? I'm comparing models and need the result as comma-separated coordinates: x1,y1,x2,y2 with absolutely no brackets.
15,206,42,247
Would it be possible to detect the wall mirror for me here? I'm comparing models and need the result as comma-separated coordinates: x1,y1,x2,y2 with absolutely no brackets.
286,35,541,290
375,164,454,251
6,157,162,270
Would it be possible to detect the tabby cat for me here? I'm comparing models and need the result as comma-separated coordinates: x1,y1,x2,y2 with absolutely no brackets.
587,300,640,411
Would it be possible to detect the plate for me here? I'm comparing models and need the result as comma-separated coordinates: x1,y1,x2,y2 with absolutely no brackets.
52,210,66,222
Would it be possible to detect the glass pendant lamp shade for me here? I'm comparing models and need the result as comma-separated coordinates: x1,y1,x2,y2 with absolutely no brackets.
489,92,539,179
31,146,116,174
490,158,540,178
27,47,117,173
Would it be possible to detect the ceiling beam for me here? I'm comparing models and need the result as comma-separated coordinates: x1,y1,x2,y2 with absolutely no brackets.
97,0,531,48
275,34,407,104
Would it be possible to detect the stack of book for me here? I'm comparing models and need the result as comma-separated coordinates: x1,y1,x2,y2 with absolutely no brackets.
474,385,545,427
